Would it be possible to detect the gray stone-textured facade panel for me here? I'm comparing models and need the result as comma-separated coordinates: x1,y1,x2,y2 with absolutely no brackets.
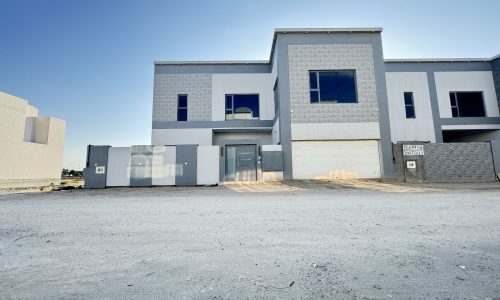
392,144,405,182
288,44,379,124
153,74,212,122
423,143,495,182
491,57,500,113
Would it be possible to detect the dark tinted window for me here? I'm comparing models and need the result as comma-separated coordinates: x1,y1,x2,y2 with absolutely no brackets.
310,91,319,103
177,94,187,121
337,71,357,103
177,109,187,121
178,95,187,108
404,92,415,118
449,92,485,117
309,71,357,103
309,72,318,89
318,72,338,101
225,94,259,120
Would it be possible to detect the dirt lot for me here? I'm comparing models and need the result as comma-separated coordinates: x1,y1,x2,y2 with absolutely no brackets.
1,180,499,299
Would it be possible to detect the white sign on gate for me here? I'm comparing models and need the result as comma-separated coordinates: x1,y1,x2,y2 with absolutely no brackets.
403,145,424,156
95,166,106,174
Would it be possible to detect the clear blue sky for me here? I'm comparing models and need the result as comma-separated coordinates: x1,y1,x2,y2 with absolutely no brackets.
1,0,499,170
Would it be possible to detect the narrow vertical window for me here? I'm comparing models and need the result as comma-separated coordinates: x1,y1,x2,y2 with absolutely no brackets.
404,92,415,118
177,94,187,121
449,93,458,117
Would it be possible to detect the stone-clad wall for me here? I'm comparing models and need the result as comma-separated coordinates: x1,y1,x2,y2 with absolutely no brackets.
392,144,405,181
287,44,379,124
393,142,496,182
423,143,495,182
153,74,212,122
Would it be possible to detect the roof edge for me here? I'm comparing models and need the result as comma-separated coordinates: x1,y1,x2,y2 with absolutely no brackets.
385,58,491,63
274,27,383,34
154,60,269,66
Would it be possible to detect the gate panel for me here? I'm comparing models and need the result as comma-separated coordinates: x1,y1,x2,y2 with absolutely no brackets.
175,145,197,185
106,147,131,187
130,145,153,186
152,146,176,186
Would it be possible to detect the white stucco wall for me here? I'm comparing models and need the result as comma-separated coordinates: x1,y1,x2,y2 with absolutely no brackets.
434,71,499,118
271,49,278,85
106,147,131,187
196,146,219,185
212,73,275,121
152,146,176,186
0,92,66,187
291,122,380,141
212,132,272,145
385,72,436,143
151,128,213,146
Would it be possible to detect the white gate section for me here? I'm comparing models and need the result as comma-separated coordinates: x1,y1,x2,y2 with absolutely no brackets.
105,145,219,187
152,146,176,185
292,140,381,179
197,146,220,185
106,147,131,186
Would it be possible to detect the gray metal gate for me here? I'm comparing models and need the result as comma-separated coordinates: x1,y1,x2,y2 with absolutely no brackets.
175,145,197,185
225,145,257,181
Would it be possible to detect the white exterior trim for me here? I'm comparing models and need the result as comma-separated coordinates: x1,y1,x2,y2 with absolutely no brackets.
291,122,380,140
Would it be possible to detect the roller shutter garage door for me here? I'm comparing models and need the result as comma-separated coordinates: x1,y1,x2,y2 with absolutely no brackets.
292,140,381,179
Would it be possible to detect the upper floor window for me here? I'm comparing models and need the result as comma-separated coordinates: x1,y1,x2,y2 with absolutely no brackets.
309,70,357,103
177,94,187,121
404,92,416,118
449,92,485,117
225,94,260,120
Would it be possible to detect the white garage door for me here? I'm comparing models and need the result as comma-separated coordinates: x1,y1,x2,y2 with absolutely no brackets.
292,140,381,179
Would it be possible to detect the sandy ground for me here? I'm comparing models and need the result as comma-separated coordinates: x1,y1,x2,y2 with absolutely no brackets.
0,180,499,299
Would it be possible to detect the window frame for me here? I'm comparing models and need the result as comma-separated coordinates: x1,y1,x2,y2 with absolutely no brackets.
225,93,260,121
308,70,358,104
403,92,416,119
177,94,188,121
449,91,486,118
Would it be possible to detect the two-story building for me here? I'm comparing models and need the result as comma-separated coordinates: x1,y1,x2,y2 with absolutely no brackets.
84,27,500,187
151,28,500,183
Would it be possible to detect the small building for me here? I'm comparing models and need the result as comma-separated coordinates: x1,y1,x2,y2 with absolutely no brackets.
0,91,66,188
84,28,500,187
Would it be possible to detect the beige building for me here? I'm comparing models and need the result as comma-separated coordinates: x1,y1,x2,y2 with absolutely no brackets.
0,91,66,188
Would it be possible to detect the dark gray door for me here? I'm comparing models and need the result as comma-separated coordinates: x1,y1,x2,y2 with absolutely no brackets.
83,145,110,189
175,145,197,185
225,145,257,181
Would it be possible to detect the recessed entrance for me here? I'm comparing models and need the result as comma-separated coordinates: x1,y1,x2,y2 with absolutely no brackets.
225,145,257,181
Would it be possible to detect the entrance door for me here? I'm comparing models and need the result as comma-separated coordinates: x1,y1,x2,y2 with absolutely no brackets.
225,145,257,181
175,145,197,185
